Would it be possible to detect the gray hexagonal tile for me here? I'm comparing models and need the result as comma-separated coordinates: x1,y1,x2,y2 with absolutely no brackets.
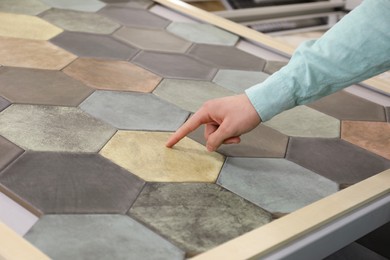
263,60,288,74
0,136,23,172
106,0,154,9
40,0,106,12
0,0,50,15
385,107,390,122
0,96,10,111
212,69,269,93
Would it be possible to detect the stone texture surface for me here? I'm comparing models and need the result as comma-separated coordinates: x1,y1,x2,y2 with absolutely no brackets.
0,0,50,15
0,96,10,111
0,136,23,172
212,69,269,93
263,60,288,74
40,0,106,12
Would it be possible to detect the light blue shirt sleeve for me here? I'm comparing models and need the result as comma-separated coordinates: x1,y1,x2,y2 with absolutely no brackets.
245,0,390,122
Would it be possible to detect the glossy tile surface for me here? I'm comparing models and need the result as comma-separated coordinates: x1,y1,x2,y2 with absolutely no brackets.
0,0,50,15
63,58,161,92
100,131,224,182
129,183,271,254
286,138,390,185
25,215,185,260
341,121,390,160
0,152,144,213
263,60,288,74
212,69,269,93
167,22,239,46
80,91,189,131
40,0,106,12
0,67,93,106
0,105,116,152
0,96,10,111
153,79,235,112
0,136,23,172
51,31,139,60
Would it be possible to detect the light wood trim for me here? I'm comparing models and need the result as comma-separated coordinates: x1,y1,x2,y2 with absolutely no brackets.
363,77,390,95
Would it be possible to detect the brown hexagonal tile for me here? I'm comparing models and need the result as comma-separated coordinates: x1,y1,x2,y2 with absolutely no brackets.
0,136,24,172
0,96,10,111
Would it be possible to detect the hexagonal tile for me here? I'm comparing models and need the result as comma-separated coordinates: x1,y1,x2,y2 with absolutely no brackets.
218,157,338,214
40,0,106,12
25,215,184,259
132,52,217,80
150,5,199,23
188,44,266,71
153,79,235,113
108,0,154,9
0,96,10,111
113,27,191,53
212,69,269,93
63,58,162,92
80,91,189,131
40,9,120,34
0,152,144,214
286,138,390,185
263,60,288,74
0,67,93,106
50,31,139,60
0,0,50,15
128,183,271,254
341,121,390,160
100,131,224,182
166,22,239,46
0,104,116,152
0,37,76,70
0,136,23,172
264,105,340,138
386,107,390,122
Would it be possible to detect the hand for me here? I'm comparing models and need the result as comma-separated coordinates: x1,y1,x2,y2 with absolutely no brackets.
165,94,262,152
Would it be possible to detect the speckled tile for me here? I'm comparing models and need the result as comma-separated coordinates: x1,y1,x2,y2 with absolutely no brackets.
0,96,10,111
25,215,184,260
80,91,189,131
212,69,269,93
113,27,191,53
100,131,224,182
40,9,120,35
0,37,76,70
0,104,116,152
218,157,338,214
264,105,340,138
0,13,62,40
63,58,161,92
0,67,93,106
0,0,50,15
341,121,390,160
153,79,235,112
166,22,238,46
99,6,170,29
0,152,144,214
132,51,217,80
325,243,388,260
308,91,386,121
263,60,288,74
40,0,106,12
188,44,266,71
286,138,390,185
188,124,288,158
50,31,139,60
386,107,390,122
0,136,23,172
128,183,272,254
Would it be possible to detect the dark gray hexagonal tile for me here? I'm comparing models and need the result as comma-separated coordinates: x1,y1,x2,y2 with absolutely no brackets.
386,107,390,122
0,136,23,172
0,0,50,15
0,96,10,111
212,69,269,93
40,0,106,12
0,152,145,214
263,60,288,74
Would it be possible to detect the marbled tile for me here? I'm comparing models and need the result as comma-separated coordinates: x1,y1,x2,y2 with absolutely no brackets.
40,0,106,12
188,124,288,158
25,215,184,260
153,79,235,112
188,44,266,71
386,107,390,122
80,91,189,131
325,243,387,260
308,91,386,122
0,67,93,106
286,138,390,185
341,121,390,160
40,9,120,35
0,136,23,172
0,37,76,70
128,183,271,254
264,106,340,138
108,0,154,9
0,12,62,40
113,27,191,53
63,58,161,92
166,22,239,46
99,6,170,29
0,105,116,152
0,96,10,111
100,131,224,182
0,0,49,15
212,69,269,93
51,32,139,60
263,60,288,74
132,51,217,80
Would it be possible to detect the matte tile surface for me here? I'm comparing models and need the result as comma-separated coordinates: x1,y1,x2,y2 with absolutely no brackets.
0,67,93,106
0,96,10,111
263,60,288,74
341,121,390,160
0,0,50,15
25,215,184,260
386,107,390,122
153,79,235,112
286,138,390,185
0,105,116,152
63,58,161,92
325,243,387,260
0,152,144,214
218,157,338,213
108,0,154,9
212,69,269,93
129,183,271,254
0,136,23,172
264,106,340,138
80,91,189,131
40,0,106,12
51,31,139,60
100,131,224,182
167,22,239,46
